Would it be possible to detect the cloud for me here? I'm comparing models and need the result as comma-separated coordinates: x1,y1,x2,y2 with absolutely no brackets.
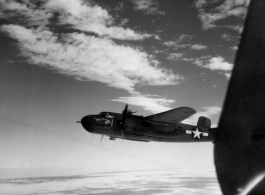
193,56,233,78
190,44,208,50
131,0,165,15
1,24,182,112
230,46,238,50
164,35,194,49
182,58,195,62
0,0,151,40
1,170,222,195
0,0,52,26
164,41,191,49
205,56,233,71
164,41,177,47
224,73,232,79
221,33,233,41
194,0,250,32
221,33,240,41
45,0,151,40
224,24,244,33
166,53,184,61
182,106,222,125
178,34,194,42
112,94,175,113
1,25,181,94
194,56,233,71
0,0,183,113
164,36,207,51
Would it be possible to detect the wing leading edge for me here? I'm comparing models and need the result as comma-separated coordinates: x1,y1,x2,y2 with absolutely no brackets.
145,107,196,123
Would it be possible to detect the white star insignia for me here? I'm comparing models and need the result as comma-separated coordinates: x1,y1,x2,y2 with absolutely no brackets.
193,128,202,139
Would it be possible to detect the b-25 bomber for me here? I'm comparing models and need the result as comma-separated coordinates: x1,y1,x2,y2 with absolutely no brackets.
78,104,214,142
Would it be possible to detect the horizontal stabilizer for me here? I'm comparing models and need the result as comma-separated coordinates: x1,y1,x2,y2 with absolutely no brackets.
145,107,196,123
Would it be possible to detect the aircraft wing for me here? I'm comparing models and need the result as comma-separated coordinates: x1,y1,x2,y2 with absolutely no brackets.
145,107,196,123
214,1,265,194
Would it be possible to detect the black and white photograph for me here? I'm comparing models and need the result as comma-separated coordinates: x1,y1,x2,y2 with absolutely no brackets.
1,0,265,194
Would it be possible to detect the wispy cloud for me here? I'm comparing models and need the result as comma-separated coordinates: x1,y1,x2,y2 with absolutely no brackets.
131,0,165,15
224,73,232,79
221,33,233,41
204,56,233,71
45,0,151,40
0,0,151,40
112,94,175,113
0,0,182,113
230,45,238,50
194,56,233,78
164,41,191,49
166,53,184,61
194,0,250,32
221,33,240,41
164,34,194,49
190,44,208,50
0,0,52,26
164,35,207,51
1,25,181,94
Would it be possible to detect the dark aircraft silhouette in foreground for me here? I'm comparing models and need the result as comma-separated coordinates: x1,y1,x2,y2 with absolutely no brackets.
79,0,265,194
213,0,265,194
79,105,215,142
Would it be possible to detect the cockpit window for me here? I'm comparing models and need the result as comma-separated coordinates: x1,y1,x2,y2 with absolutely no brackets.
96,112,114,128
99,112,106,117
99,112,114,118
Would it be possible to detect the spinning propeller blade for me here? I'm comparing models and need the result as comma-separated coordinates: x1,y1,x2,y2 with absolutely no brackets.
121,104,128,123
120,104,128,137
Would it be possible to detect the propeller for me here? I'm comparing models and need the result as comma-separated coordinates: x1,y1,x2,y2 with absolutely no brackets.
121,104,128,124
100,135,104,143
128,109,137,115
120,104,128,137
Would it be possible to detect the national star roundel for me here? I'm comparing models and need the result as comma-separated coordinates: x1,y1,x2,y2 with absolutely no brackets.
191,127,203,140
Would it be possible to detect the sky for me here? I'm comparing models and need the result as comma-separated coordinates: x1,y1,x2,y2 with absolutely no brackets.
0,0,249,178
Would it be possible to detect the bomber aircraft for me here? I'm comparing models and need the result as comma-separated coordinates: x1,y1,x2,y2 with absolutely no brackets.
78,104,215,142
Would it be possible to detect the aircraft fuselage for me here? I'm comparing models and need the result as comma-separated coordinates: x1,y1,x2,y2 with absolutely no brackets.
81,112,214,142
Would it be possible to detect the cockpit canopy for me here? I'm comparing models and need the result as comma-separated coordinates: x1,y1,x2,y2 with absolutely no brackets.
98,112,115,119
95,112,115,128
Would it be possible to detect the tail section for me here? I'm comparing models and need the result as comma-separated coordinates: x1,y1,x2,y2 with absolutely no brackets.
197,116,211,131
185,116,212,141
196,116,217,142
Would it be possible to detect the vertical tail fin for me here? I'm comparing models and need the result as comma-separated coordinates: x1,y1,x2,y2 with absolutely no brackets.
197,116,211,131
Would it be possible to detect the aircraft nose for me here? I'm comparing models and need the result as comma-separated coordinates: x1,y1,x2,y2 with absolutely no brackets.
81,115,95,133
